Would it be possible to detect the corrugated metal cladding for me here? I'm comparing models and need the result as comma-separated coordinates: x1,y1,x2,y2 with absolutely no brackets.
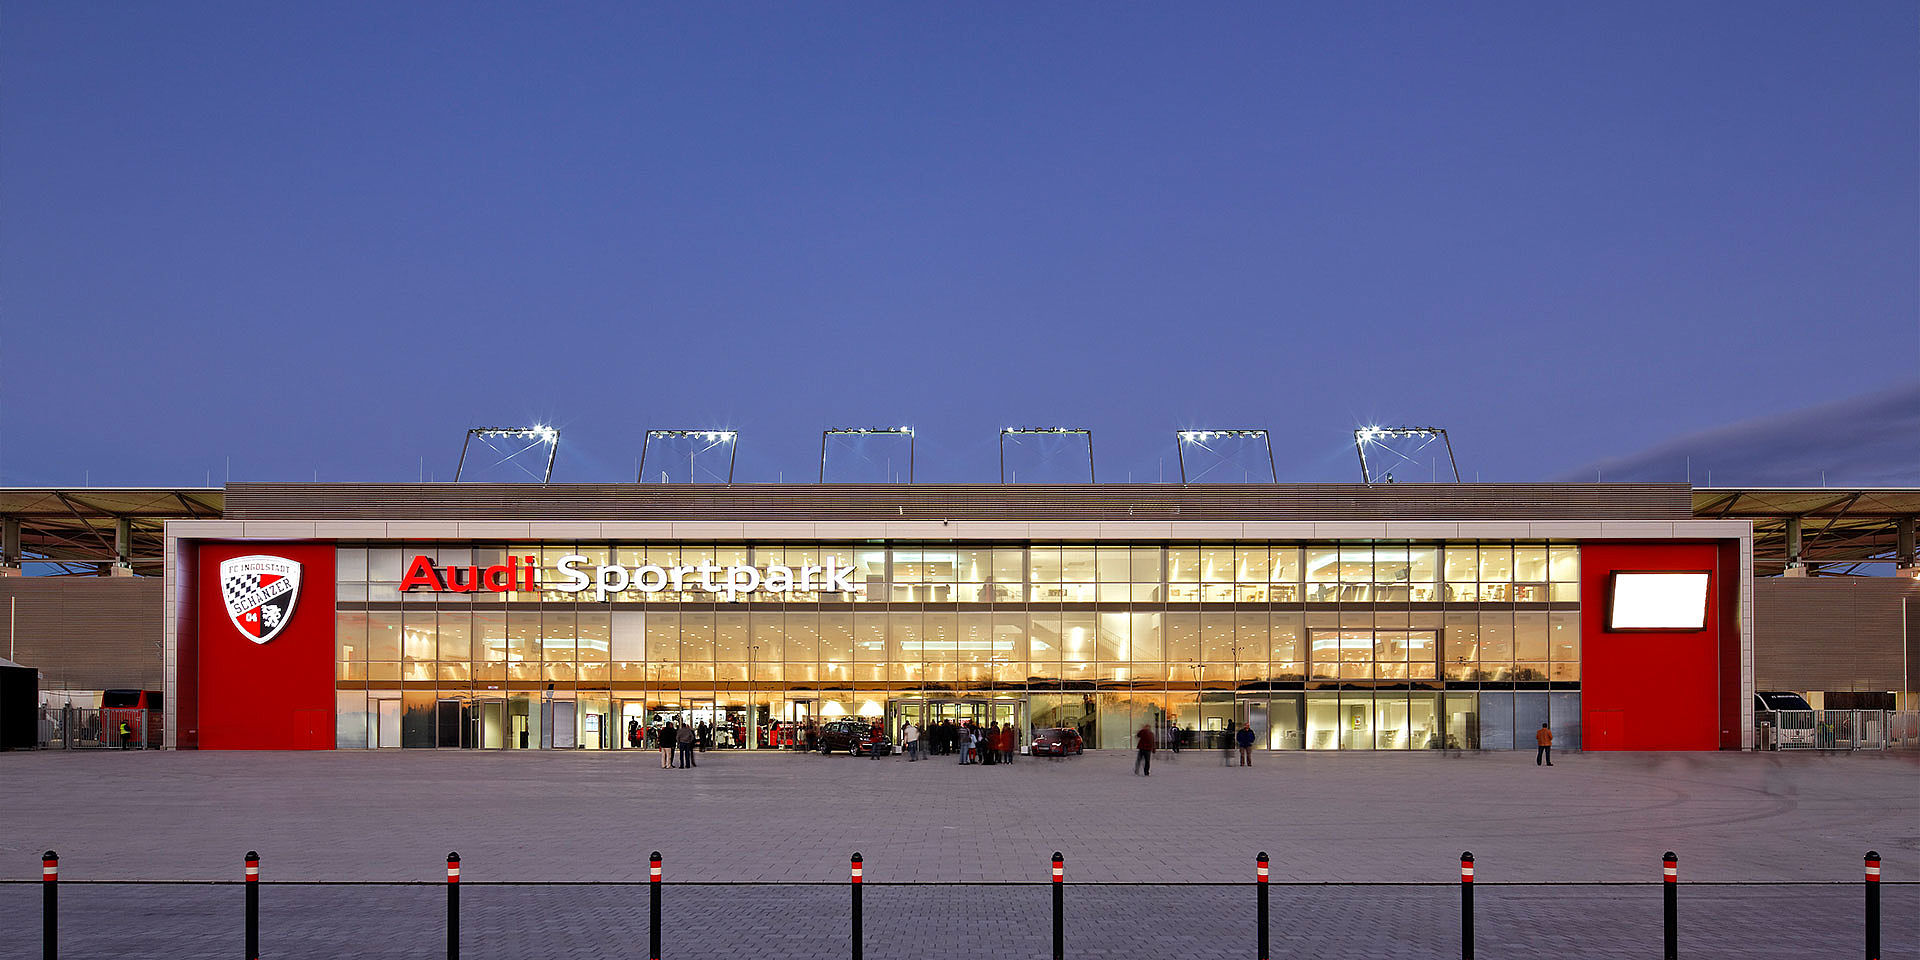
1754,577,1919,692
222,482,1694,522
0,578,163,690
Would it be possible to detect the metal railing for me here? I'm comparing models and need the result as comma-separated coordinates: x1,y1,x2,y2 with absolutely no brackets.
34,707,158,750
10,849,1905,960
1756,709,1919,751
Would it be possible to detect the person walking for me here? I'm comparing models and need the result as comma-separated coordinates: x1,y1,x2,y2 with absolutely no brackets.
903,720,920,761
118,719,133,750
1168,722,1182,754
659,721,676,768
1220,721,1237,765
627,719,642,751
1134,723,1156,776
677,719,697,768
1236,723,1255,766
1535,722,1554,766
869,719,885,759
804,720,818,754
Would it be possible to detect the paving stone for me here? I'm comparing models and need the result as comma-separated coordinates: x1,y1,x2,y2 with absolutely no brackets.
0,748,1914,957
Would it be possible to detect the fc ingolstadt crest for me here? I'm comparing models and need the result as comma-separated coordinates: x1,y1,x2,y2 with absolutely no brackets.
219,555,302,644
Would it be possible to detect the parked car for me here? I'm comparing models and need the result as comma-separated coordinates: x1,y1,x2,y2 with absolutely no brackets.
818,718,892,756
1030,727,1084,757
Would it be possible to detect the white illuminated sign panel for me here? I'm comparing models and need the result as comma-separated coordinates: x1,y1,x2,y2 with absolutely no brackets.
1606,572,1710,630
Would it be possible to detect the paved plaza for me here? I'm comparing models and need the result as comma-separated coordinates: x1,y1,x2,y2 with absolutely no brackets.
1,748,1914,957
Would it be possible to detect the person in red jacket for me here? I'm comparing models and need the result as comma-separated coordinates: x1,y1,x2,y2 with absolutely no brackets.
1134,724,1156,776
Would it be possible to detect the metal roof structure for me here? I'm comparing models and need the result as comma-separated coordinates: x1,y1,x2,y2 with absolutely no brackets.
0,488,223,575
2,484,1913,577
1693,487,1919,575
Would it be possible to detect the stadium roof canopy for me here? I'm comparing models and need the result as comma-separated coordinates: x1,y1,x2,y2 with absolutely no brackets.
0,488,223,575
1,484,1914,577
1693,487,1920,575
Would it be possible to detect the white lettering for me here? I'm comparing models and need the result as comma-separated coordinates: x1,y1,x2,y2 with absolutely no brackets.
723,565,761,601
555,555,591,593
670,565,692,590
823,558,857,594
696,561,722,593
594,564,630,602
633,565,668,593
800,564,821,591
764,566,793,593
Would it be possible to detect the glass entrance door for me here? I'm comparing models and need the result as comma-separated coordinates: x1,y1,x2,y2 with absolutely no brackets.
477,699,505,749
435,699,473,748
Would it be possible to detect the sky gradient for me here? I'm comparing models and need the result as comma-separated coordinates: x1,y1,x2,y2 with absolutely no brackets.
4,3,1915,487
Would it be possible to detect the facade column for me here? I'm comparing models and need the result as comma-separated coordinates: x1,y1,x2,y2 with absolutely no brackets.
1783,516,1806,577
1897,516,1916,577
112,517,135,577
0,517,19,576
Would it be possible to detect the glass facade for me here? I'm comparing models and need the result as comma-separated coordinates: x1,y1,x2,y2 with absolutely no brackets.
332,541,1582,751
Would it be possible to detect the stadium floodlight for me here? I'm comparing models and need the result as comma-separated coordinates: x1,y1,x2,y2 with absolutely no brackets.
1354,426,1460,485
638,429,738,484
1175,429,1277,484
455,425,560,483
820,426,915,483
999,426,1095,483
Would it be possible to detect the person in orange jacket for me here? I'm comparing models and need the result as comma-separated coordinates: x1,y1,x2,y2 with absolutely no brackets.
1535,722,1554,766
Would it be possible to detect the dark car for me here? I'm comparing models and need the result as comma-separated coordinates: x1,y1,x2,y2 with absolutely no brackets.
1030,727,1084,757
818,718,892,756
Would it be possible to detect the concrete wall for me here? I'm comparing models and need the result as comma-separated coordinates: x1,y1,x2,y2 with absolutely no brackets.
1754,576,1917,700
0,577,164,692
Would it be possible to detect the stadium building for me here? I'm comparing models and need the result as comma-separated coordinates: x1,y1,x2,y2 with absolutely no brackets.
2,480,1914,752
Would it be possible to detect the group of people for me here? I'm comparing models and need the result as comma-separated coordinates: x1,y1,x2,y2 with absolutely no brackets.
901,718,1018,764
632,717,709,769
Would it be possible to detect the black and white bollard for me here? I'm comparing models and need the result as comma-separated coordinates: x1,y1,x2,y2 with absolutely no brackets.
42,851,57,960
245,851,260,960
1662,852,1678,960
446,853,460,960
1459,852,1474,960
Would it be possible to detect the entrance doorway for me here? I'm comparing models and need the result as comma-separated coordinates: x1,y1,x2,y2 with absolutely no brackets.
889,698,1029,753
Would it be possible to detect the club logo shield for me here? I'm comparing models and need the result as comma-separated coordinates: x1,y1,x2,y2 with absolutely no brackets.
219,555,302,644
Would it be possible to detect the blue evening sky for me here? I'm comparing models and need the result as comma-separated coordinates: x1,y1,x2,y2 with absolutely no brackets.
3,3,1915,486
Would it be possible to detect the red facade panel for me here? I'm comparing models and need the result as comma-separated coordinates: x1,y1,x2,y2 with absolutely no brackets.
191,542,335,749
1579,541,1732,751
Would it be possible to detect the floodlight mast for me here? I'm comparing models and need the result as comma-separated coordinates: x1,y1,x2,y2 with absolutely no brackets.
638,430,738,484
1174,429,1277,484
998,427,1095,483
819,427,916,483
1353,426,1459,485
454,425,560,483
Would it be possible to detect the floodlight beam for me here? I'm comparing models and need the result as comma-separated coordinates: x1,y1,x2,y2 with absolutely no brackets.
1174,428,1275,484
1354,426,1458,484
820,427,916,483
455,426,559,483
638,429,738,484
998,427,1095,483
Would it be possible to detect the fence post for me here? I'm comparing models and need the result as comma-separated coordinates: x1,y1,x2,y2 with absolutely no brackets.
42,851,56,960
649,852,662,960
1256,852,1269,960
1459,852,1474,960
1865,850,1880,960
850,853,863,960
446,853,460,960
1051,852,1064,960
1662,852,1677,960
244,851,260,960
